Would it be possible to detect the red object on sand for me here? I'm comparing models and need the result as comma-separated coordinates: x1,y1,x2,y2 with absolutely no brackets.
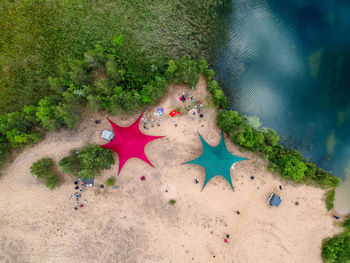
80,204,84,207
141,176,145,181
224,239,228,243
100,114,164,175
169,110,181,118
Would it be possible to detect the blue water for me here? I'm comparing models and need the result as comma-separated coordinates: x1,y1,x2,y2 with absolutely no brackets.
210,0,350,212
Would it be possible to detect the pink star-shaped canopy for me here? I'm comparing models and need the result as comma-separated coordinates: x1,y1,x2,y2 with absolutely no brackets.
100,114,164,175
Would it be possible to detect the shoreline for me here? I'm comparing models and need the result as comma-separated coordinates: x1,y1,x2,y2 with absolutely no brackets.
0,76,342,262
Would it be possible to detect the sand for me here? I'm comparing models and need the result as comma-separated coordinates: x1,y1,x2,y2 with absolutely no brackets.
0,76,342,263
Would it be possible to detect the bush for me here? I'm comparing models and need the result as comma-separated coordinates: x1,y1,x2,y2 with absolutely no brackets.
58,150,80,175
106,177,115,186
208,80,228,108
166,56,199,87
281,155,307,182
45,173,59,190
198,59,215,81
30,158,54,179
30,158,59,190
322,233,350,263
325,189,335,211
169,200,176,205
0,138,10,169
78,144,114,178
344,217,350,231
59,144,114,179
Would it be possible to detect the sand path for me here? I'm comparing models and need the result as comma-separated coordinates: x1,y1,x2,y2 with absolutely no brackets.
0,77,341,263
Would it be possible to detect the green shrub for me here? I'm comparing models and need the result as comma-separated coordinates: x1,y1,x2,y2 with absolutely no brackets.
169,200,176,205
78,144,114,178
281,155,307,182
59,144,114,179
30,158,54,179
0,138,10,169
30,158,59,190
166,56,199,87
198,59,215,81
322,232,350,263
45,173,59,190
325,189,335,211
106,177,115,186
58,151,80,175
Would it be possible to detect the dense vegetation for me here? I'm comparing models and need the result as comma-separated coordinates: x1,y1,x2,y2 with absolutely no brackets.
59,144,114,179
215,109,339,189
0,0,229,115
322,217,350,263
30,158,59,190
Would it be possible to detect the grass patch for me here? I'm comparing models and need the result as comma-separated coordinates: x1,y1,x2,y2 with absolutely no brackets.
325,189,335,211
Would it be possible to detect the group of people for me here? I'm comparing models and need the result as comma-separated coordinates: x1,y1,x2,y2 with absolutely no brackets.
70,178,86,211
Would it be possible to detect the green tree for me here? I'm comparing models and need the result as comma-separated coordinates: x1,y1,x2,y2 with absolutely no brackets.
166,56,199,87
36,97,61,130
322,233,350,263
242,127,255,148
23,105,38,123
58,150,80,175
30,158,59,190
0,112,32,135
263,129,280,146
281,155,307,182
254,131,265,146
59,145,114,179
78,144,114,178
45,173,59,190
198,59,215,80
30,158,54,179
56,92,82,129
216,110,243,132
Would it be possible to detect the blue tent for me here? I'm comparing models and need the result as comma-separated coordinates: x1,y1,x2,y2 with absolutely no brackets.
268,193,282,207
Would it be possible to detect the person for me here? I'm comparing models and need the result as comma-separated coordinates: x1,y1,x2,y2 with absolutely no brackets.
279,185,282,190
194,179,199,184
100,184,104,188
74,207,78,210
74,181,78,185
236,211,240,215
250,176,255,180
226,234,230,238
224,239,228,243
333,215,340,220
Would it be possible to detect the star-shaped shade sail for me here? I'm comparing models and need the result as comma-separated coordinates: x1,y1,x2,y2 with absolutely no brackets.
183,132,248,191
100,114,164,175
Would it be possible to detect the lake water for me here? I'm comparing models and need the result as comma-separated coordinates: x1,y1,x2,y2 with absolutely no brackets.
210,0,350,213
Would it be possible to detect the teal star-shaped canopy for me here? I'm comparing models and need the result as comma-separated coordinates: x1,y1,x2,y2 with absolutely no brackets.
183,132,248,191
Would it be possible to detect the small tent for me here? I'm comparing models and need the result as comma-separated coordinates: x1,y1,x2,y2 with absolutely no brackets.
101,130,115,141
268,193,282,207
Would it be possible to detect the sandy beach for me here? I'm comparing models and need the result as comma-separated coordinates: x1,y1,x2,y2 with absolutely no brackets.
0,77,342,263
